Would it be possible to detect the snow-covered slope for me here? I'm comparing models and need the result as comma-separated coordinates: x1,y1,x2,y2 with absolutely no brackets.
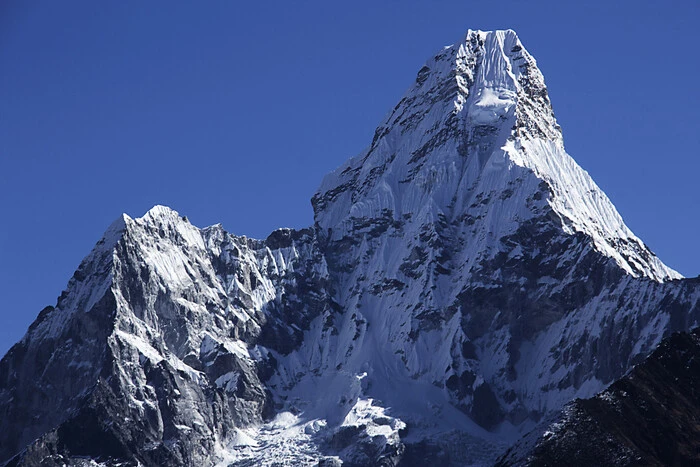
1,29,699,466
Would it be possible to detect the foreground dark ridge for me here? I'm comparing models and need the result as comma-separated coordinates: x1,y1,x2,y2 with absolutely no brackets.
498,314,700,466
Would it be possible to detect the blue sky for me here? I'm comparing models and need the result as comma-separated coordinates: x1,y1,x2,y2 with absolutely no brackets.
1,0,699,356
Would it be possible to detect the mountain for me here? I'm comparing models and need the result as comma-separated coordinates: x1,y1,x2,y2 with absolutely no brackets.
1,29,699,466
496,320,700,466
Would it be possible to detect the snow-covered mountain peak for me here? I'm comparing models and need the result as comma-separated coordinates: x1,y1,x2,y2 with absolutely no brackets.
4,28,699,467
312,29,678,282
139,204,181,221
130,204,192,233
120,205,208,254
460,29,529,94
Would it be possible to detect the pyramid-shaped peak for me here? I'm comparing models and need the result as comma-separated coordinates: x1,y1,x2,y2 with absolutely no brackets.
418,28,538,90
313,29,679,282
140,204,183,223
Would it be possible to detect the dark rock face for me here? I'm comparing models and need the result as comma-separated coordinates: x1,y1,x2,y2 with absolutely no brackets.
0,247,118,463
498,327,700,467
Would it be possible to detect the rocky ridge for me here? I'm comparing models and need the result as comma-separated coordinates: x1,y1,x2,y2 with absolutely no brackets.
497,317,700,466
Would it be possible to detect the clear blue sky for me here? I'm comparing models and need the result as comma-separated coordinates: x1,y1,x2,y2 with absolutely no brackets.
1,0,699,356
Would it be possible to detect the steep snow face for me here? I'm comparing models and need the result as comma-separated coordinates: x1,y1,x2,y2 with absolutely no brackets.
313,29,678,282
298,28,692,447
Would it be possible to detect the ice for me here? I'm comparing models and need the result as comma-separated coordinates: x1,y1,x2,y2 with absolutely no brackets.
215,371,240,392
469,87,516,124
114,329,162,364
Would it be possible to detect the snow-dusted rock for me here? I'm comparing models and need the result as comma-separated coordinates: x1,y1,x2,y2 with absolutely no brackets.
0,206,333,465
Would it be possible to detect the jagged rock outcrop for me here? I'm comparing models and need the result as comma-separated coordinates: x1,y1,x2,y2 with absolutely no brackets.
1,29,699,466
0,209,333,465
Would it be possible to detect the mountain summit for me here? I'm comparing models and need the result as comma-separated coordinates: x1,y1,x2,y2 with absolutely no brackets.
314,29,677,282
1,29,698,466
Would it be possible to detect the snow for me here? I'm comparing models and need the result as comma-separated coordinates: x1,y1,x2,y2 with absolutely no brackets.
213,412,324,466
505,138,680,281
214,371,239,392
468,85,517,125
114,330,163,364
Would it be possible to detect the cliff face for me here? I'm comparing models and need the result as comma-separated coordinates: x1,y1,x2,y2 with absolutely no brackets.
1,30,699,466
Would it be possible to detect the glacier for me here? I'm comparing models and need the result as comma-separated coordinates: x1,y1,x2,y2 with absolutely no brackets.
1,29,699,466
